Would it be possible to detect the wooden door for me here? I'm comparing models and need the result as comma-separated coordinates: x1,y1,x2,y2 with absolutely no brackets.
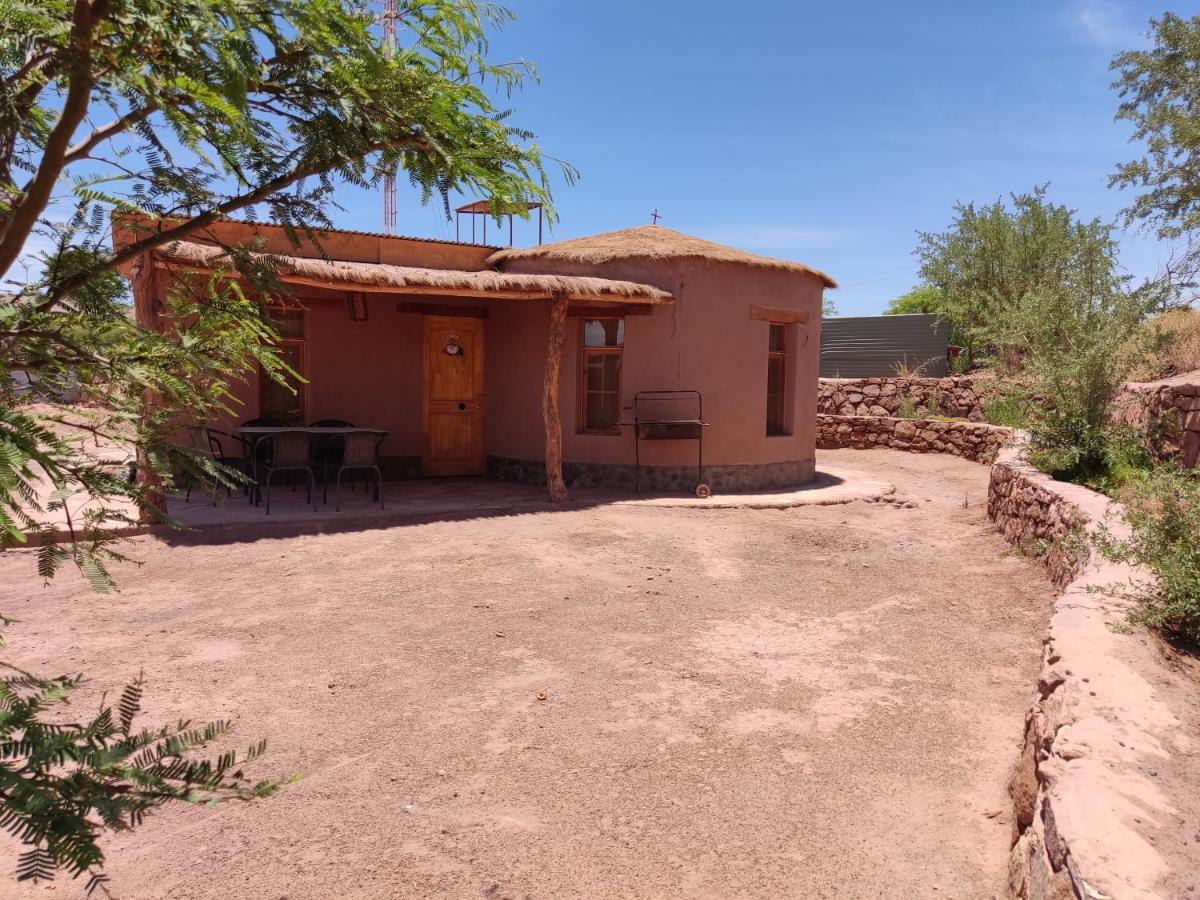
422,315,485,476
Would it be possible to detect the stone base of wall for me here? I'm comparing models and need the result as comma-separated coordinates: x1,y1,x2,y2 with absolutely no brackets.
988,442,1196,899
817,414,1013,463
818,374,994,420
380,456,422,481
1112,372,1200,467
487,455,816,494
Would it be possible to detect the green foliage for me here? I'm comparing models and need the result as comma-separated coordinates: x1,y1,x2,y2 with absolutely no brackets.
0,669,289,892
822,295,837,317
896,394,918,419
981,394,1029,428
1,0,560,883
884,284,944,316
1092,468,1200,647
916,186,1126,368
1111,13,1200,241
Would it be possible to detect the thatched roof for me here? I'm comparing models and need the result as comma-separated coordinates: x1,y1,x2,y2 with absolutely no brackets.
150,241,673,305
489,225,838,288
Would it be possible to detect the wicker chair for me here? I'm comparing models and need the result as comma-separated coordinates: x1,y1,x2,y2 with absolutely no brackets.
332,432,385,511
309,419,353,501
184,427,248,503
260,431,316,514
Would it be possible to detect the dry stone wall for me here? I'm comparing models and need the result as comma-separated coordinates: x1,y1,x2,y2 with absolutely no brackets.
988,443,1194,899
1112,371,1200,468
816,414,1013,463
817,375,994,420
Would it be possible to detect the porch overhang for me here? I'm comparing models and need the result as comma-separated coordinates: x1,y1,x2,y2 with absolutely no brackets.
146,240,674,307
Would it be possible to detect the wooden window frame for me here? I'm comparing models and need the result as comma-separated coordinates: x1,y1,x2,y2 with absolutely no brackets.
578,317,624,435
260,307,307,425
766,322,789,437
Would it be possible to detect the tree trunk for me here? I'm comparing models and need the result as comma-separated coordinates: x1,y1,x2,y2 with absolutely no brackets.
542,294,569,502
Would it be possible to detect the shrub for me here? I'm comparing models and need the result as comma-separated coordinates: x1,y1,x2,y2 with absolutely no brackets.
896,395,919,419
1092,468,1200,646
1127,307,1200,381
981,394,1029,428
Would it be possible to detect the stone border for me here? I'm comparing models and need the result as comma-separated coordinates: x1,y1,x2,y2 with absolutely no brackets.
817,414,1014,463
988,441,1191,899
1113,374,1200,468
486,454,816,494
818,374,994,419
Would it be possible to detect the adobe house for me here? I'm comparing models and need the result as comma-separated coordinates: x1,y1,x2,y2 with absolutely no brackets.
117,218,836,499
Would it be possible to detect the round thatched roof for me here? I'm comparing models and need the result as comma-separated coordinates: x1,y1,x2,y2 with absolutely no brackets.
489,225,837,288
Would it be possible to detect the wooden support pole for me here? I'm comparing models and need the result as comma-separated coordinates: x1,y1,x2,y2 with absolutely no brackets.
131,256,167,521
542,293,569,502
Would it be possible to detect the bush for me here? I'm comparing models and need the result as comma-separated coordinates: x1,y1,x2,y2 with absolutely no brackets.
1127,307,1200,381
1092,468,1200,646
981,394,1029,428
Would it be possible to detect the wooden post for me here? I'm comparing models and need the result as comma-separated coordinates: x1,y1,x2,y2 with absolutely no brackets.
542,293,569,501
131,257,167,521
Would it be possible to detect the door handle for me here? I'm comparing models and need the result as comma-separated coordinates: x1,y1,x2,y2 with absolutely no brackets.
457,402,467,411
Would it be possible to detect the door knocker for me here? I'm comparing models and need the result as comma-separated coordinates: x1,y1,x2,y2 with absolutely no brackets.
443,333,464,357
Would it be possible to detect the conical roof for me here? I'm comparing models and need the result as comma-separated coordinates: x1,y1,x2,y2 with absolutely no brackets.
489,225,837,288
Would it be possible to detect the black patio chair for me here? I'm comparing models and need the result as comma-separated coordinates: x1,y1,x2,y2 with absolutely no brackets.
241,417,284,504
260,430,316,515
332,431,385,512
309,419,354,499
184,427,249,503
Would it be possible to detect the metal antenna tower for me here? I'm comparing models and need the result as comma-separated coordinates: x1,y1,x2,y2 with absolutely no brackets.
382,0,398,233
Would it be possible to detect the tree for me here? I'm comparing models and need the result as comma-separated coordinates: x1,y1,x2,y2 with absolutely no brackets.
883,284,944,316
1,0,558,885
822,295,837,317
1111,12,1200,306
915,186,1125,367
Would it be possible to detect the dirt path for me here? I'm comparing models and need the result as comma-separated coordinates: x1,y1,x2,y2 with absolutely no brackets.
0,450,1054,899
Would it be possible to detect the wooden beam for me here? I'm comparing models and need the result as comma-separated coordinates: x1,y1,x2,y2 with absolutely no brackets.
131,256,166,522
749,305,810,325
395,302,488,318
542,294,570,502
567,303,654,317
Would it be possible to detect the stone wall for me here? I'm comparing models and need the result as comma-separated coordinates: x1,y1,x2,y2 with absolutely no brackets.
816,414,1013,463
817,375,994,420
1112,371,1200,467
988,442,1193,899
487,455,815,494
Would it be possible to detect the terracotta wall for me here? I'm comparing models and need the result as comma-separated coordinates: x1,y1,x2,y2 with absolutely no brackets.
114,216,496,271
494,255,824,472
202,248,825,480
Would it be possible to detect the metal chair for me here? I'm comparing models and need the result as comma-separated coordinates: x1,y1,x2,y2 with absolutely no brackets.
309,419,354,501
332,432,385,511
260,431,316,515
184,427,248,503
241,417,283,505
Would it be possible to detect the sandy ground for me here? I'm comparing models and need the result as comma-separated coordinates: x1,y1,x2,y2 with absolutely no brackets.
0,450,1054,899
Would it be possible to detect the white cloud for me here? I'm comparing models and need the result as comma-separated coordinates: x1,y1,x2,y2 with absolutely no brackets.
1071,0,1138,47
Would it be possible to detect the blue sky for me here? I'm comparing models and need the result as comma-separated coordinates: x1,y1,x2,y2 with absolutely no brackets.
329,0,1179,315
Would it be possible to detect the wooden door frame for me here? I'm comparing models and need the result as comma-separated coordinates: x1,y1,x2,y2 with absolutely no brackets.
421,314,486,476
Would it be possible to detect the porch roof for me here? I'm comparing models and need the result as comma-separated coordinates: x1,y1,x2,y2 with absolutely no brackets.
150,240,673,305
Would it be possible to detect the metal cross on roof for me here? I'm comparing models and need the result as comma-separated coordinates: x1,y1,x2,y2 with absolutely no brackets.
650,208,661,225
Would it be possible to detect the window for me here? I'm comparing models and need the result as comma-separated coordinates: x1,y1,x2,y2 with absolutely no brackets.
766,323,788,436
260,308,306,424
579,318,624,433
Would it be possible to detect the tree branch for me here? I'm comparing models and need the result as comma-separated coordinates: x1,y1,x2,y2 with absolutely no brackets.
0,0,108,275
44,135,423,306
61,105,157,167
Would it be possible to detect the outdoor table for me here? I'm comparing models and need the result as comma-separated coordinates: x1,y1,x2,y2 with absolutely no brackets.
237,426,388,505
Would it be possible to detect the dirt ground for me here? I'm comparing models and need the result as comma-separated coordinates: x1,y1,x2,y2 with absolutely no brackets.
0,449,1054,899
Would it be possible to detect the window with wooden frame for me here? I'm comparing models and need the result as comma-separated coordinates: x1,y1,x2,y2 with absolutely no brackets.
579,318,624,434
766,323,788,436
260,307,306,424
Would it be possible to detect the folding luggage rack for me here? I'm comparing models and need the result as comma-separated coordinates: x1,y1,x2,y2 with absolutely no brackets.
623,390,711,498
